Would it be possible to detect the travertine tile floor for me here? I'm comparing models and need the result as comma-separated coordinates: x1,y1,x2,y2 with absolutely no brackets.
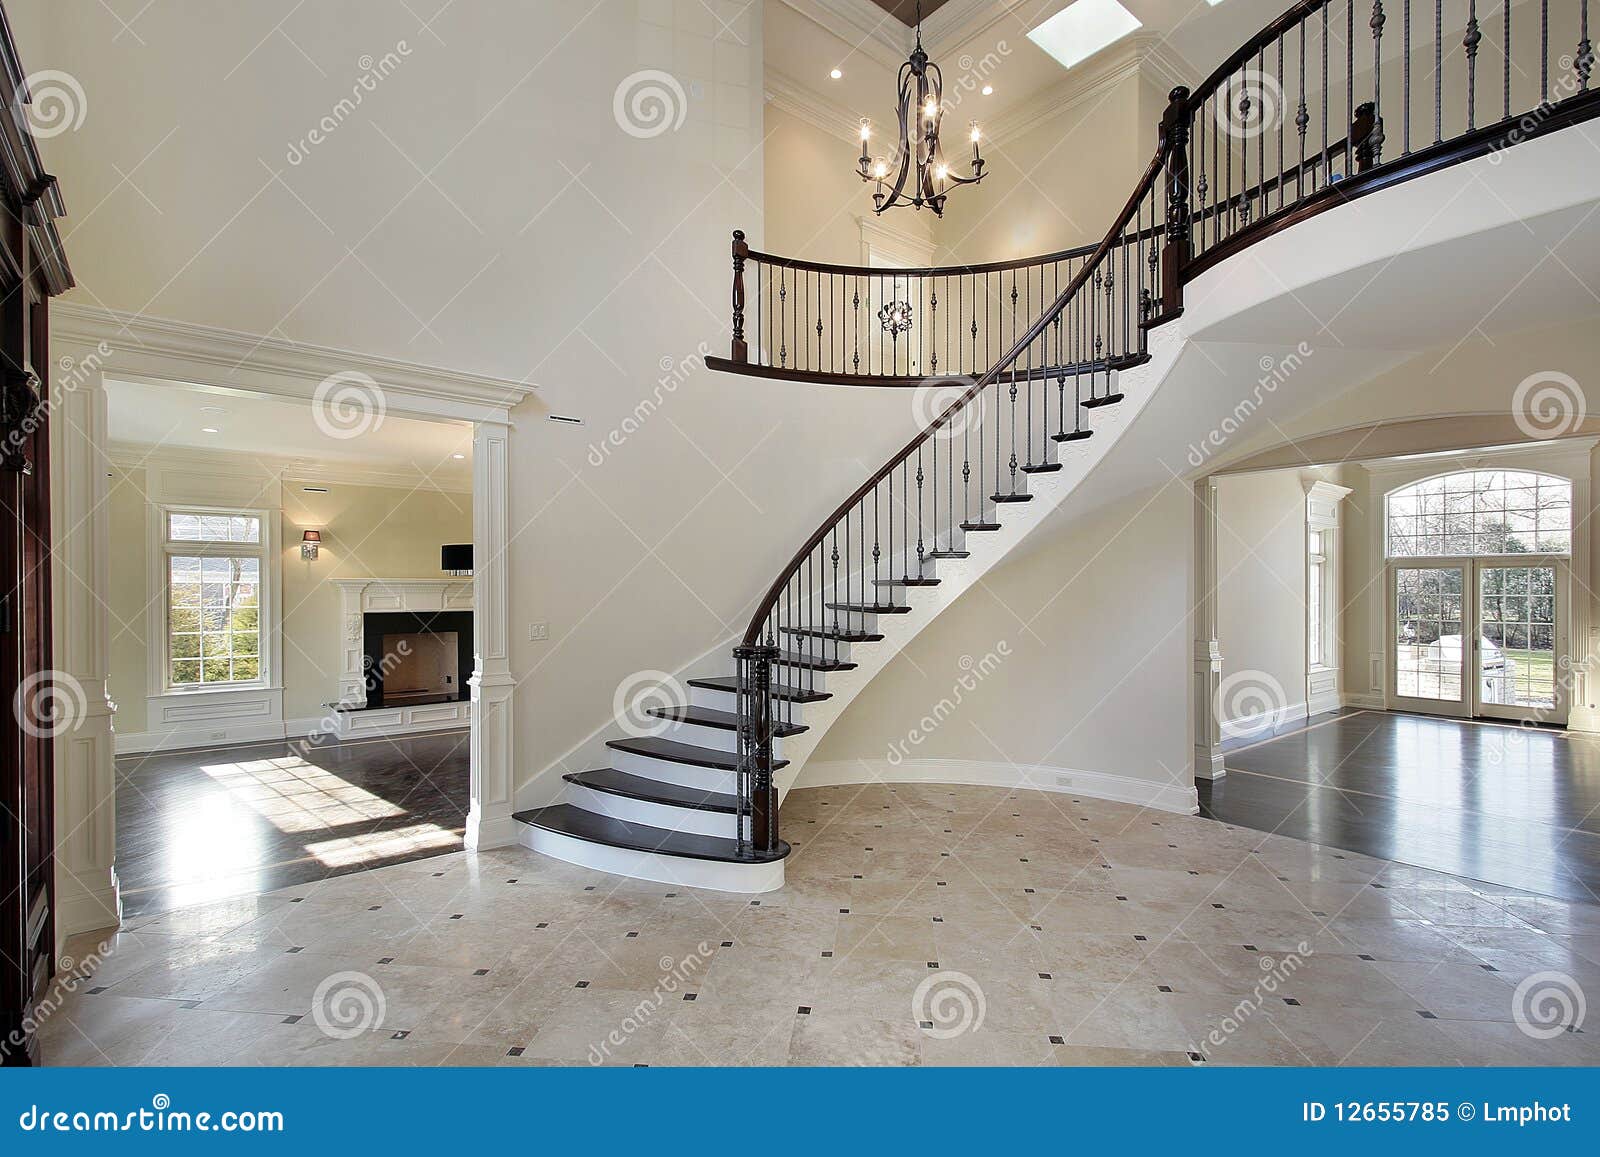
46,785,1600,1066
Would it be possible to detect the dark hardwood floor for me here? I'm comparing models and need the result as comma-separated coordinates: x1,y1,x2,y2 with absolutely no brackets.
115,731,470,918
1200,710,1600,903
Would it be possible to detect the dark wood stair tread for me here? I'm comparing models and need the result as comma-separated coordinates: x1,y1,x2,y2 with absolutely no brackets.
773,648,856,671
960,521,1002,531
646,704,807,737
689,676,831,703
927,549,970,559
1052,429,1093,443
824,601,912,613
564,768,739,813
606,735,789,772
874,576,941,586
990,492,1032,503
1081,392,1125,408
515,804,789,864
780,625,884,642
1021,462,1063,473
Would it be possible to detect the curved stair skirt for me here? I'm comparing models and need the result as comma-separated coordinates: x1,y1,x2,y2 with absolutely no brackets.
515,325,1186,892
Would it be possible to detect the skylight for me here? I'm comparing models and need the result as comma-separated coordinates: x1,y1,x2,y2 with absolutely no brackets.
1026,0,1143,71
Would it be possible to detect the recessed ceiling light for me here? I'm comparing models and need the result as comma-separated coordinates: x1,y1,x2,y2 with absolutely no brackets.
199,405,227,414
201,426,220,434
452,452,466,459
1027,0,1142,71
829,68,843,80
982,84,994,95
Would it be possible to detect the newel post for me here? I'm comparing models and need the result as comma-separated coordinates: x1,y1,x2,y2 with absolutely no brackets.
733,643,779,856
1159,86,1192,317
730,229,749,364
1352,102,1380,172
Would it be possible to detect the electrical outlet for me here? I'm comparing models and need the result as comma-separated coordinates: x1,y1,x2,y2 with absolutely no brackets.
528,622,549,641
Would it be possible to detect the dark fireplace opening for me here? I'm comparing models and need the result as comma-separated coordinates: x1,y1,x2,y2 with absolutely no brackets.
362,610,473,708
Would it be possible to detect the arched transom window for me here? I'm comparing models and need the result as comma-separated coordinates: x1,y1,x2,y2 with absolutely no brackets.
1386,469,1571,558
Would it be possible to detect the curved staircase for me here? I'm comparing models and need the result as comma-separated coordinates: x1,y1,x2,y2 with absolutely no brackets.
517,0,1600,891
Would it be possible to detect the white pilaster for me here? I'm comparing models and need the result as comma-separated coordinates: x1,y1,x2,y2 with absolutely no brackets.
466,419,517,849
51,368,120,947
1193,479,1225,781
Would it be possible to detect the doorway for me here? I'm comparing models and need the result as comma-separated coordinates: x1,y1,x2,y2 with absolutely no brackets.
1389,557,1568,724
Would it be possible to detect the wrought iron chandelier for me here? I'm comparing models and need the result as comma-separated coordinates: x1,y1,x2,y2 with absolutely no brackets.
855,0,986,216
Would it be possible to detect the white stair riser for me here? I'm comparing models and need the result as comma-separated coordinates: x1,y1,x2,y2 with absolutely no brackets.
566,783,736,839
611,748,738,792
518,824,784,893
689,685,821,716
645,722,787,758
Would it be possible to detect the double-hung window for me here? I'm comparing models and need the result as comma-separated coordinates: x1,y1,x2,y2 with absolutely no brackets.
160,508,271,690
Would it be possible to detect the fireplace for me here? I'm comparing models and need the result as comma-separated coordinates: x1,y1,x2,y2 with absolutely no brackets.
361,610,473,708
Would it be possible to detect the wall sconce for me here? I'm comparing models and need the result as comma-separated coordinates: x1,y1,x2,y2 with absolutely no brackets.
301,529,322,561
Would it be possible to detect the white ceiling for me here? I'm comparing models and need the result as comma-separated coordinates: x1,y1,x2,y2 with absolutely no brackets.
768,0,1294,130
106,378,474,488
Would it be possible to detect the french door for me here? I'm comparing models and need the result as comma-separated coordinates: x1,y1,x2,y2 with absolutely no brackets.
1388,557,1567,723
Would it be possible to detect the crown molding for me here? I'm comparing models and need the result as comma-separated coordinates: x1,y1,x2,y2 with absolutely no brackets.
777,0,910,70
765,66,865,144
108,442,474,496
52,302,535,423
922,0,1029,60
983,34,1187,145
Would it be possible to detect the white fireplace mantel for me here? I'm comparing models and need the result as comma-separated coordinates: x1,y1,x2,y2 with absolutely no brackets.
333,578,474,707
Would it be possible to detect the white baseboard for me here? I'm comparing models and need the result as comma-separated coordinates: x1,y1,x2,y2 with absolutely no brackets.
794,757,1199,815
1307,689,1343,717
113,714,468,755
1342,693,1386,711
1219,700,1308,742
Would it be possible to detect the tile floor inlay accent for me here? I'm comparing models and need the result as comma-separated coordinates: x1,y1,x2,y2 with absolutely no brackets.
47,785,1600,1067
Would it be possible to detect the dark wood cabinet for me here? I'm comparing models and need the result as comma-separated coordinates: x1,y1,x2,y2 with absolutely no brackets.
0,0,74,1067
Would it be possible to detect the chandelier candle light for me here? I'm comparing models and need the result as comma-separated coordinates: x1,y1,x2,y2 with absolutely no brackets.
856,0,986,215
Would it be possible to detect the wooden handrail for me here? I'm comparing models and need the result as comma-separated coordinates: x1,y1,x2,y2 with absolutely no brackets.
739,136,1177,645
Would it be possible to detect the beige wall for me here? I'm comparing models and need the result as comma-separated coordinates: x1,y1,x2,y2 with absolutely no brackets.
107,466,471,733
106,471,151,733
931,69,1168,264
1214,471,1311,721
809,481,1194,804
763,104,933,267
